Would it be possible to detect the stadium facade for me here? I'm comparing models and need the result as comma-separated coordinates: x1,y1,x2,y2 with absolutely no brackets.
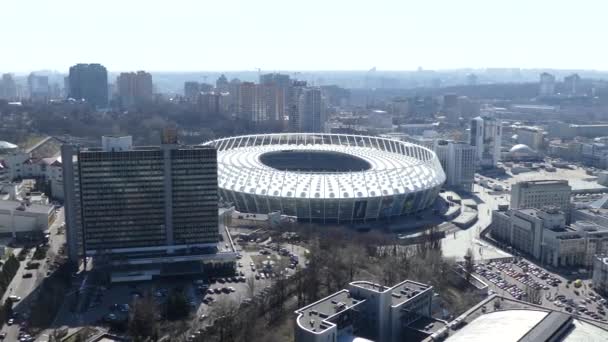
203,133,445,223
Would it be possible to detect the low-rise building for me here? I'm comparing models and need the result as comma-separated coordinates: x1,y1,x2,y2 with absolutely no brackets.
0,147,64,200
0,199,55,237
491,207,608,268
510,180,571,215
294,280,433,342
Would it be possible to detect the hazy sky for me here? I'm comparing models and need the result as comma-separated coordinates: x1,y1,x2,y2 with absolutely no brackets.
2,0,606,72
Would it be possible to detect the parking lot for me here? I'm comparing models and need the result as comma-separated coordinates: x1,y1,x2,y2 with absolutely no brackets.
475,258,608,322
193,242,306,330
51,239,308,339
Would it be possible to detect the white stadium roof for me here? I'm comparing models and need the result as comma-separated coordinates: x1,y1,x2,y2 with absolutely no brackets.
207,133,445,200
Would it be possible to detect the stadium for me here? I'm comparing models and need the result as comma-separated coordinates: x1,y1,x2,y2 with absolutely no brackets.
203,133,446,223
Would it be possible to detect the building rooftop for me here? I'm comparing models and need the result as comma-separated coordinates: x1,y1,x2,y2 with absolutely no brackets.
390,280,431,306
438,295,608,342
296,279,433,335
516,179,569,186
295,289,363,333
0,200,53,214
349,280,432,307
207,133,444,200
447,309,549,342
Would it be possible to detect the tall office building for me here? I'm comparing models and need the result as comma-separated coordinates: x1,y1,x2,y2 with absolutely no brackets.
0,74,17,100
510,180,571,214
238,82,258,122
442,93,459,123
434,140,476,192
215,74,229,92
298,88,325,133
258,84,286,122
469,114,502,168
539,72,556,97
27,73,49,102
184,81,200,101
116,71,153,108
564,73,581,96
516,127,544,151
62,134,219,265
287,81,307,132
68,63,109,108
197,92,223,117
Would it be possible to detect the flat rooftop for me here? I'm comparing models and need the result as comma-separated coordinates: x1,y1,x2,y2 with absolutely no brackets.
295,290,362,333
0,200,53,214
350,281,389,292
505,167,607,193
390,280,431,306
350,280,431,307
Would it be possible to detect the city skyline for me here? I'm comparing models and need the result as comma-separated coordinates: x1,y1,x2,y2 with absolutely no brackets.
3,0,608,72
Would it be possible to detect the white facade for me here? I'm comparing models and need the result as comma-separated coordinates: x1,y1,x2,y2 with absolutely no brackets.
294,280,433,342
469,115,502,168
492,207,608,268
516,127,544,151
510,180,571,214
434,140,476,192
0,200,54,237
1,151,64,200
204,133,445,223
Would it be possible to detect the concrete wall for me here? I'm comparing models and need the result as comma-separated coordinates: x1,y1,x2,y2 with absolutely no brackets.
0,209,50,236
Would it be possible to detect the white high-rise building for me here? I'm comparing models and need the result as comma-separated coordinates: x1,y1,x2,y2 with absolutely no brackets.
469,115,502,168
539,72,556,97
434,140,476,192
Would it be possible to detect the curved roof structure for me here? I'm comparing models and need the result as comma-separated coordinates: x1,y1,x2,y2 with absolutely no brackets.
0,141,18,150
206,133,444,200
446,309,548,342
204,133,445,222
509,144,536,155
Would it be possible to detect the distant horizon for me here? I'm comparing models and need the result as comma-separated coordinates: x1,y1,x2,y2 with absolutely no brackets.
5,67,608,76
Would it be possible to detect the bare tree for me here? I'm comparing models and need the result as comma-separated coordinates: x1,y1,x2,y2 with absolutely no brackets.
246,274,256,298
128,293,158,341
213,297,240,342
525,284,542,304
464,248,475,283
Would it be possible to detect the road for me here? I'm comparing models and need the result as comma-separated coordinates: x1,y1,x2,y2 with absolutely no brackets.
1,208,65,342
441,183,511,261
